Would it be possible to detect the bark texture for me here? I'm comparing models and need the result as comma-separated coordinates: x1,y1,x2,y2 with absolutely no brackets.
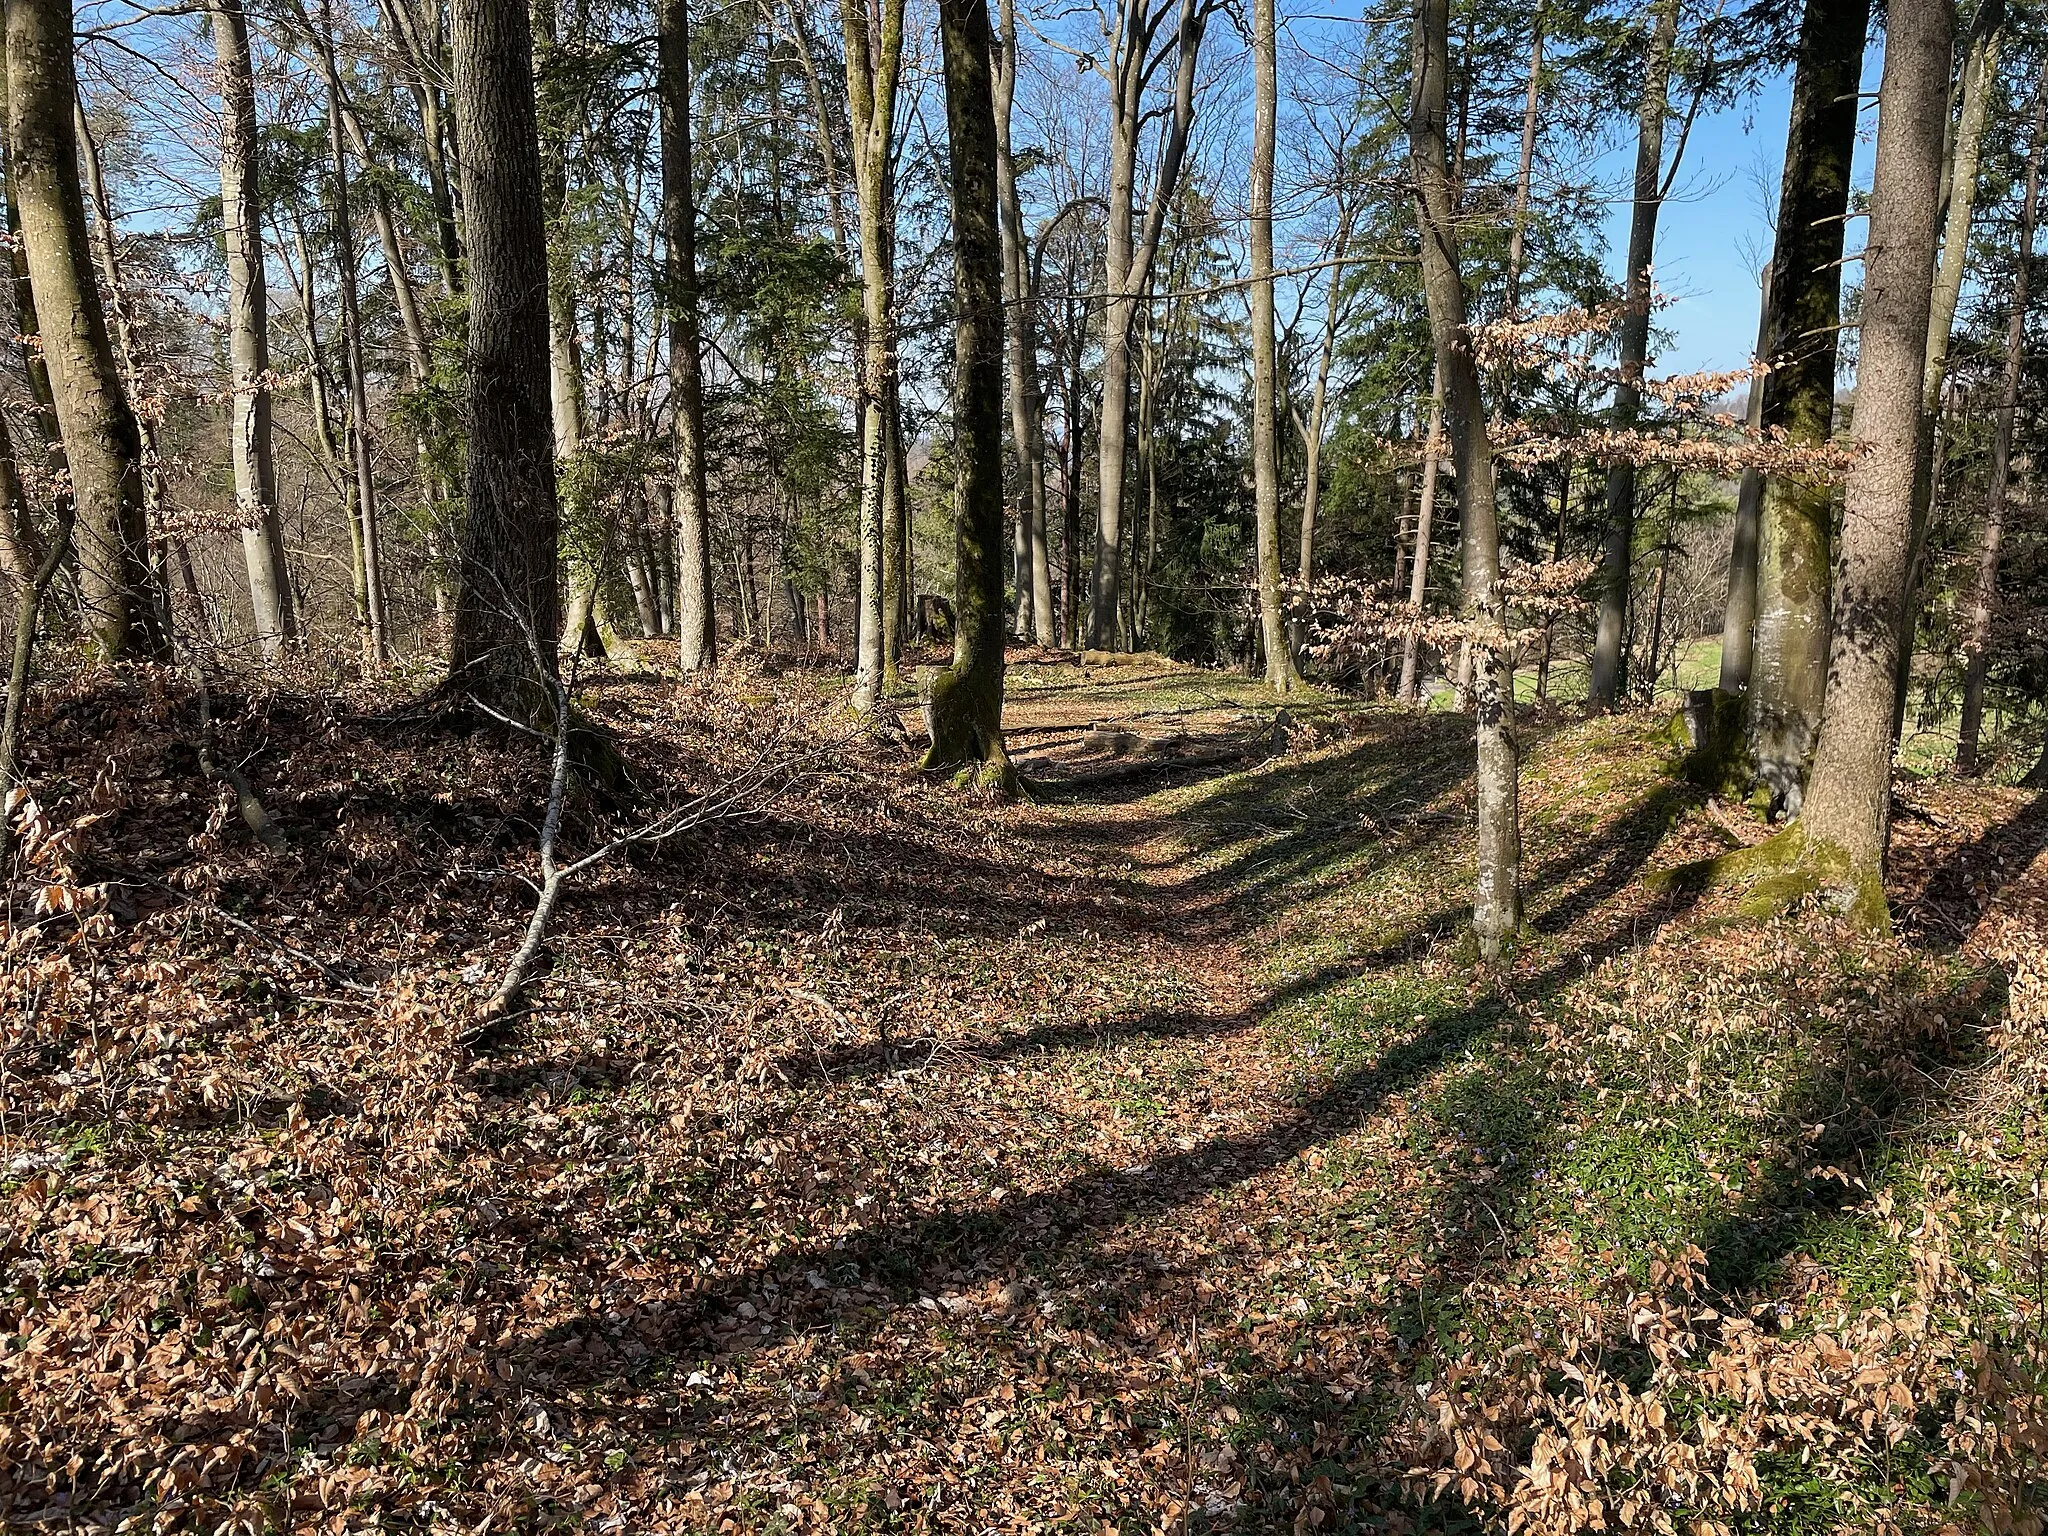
210,0,294,657
1410,0,1519,956
1749,0,1868,815
843,0,906,706
658,0,716,671
6,0,159,660
923,0,1015,794
1796,0,1950,918
448,0,561,702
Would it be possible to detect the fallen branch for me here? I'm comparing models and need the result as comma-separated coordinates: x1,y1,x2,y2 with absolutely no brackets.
478,661,844,1022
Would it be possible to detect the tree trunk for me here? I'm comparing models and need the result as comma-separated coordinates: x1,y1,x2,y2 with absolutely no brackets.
210,0,294,657
1397,371,1442,705
1749,0,1869,816
924,0,1015,793
843,0,907,706
1248,0,1294,691
658,0,716,672
6,0,159,660
1795,0,1949,923
1717,262,1771,693
321,48,390,669
1587,0,1678,708
993,0,1051,646
1410,0,1519,956
1896,0,2005,735
1957,55,2046,776
448,0,561,706
1090,0,1204,647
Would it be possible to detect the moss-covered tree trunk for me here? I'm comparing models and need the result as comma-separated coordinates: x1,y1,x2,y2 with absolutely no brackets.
1792,0,1950,926
1587,0,1678,709
1748,0,1868,816
1410,0,1519,956
5,0,161,661
448,0,561,710
924,0,1016,795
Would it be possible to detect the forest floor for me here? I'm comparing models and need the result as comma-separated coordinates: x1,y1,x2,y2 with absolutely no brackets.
4,649,2046,1533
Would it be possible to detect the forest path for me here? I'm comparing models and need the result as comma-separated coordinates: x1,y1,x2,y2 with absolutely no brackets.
26,660,2048,1533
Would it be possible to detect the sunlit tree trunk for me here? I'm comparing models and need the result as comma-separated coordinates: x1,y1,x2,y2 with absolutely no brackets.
210,0,294,657
447,0,561,706
1248,0,1294,691
6,0,159,660
658,0,716,671
1896,0,2004,738
1587,0,1678,708
1796,0,1949,922
1089,0,1203,647
1749,0,1869,816
1410,0,1518,956
1957,56,2046,775
318,37,390,668
993,0,1052,646
843,0,907,706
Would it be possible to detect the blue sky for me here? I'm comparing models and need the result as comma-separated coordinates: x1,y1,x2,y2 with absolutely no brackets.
1588,41,1884,378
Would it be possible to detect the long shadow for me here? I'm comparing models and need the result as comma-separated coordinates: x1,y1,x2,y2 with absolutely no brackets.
1896,786,2048,949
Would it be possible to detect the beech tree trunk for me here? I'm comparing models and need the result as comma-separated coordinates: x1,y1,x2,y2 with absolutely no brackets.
843,0,906,707
210,0,294,657
1089,0,1203,647
1796,0,1950,920
320,46,389,668
658,0,716,671
1956,55,2046,775
1248,0,1294,691
993,0,1054,646
1587,0,1678,709
1410,0,1519,957
1749,0,1869,816
448,0,561,704
1895,0,2004,738
5,0,160,660
923,0,1015,793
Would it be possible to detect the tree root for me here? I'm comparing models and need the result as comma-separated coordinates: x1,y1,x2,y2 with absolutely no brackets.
1651,821,1889,932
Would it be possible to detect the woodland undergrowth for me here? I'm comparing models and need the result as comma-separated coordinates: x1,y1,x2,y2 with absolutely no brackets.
0,655,2043,1534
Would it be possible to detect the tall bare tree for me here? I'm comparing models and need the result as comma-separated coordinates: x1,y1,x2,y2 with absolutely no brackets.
659,0,716,671
1247,0,1293,690
1957,55,2047,775
1586,0,1679,708
447,0,561,705
924,0,1015,791
1795,0,1951,922
1748,0,1869,815
1085,0,1207,647
1410,0,1518,956
209,0,294,657
843,0,907,706
6,0,159,659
